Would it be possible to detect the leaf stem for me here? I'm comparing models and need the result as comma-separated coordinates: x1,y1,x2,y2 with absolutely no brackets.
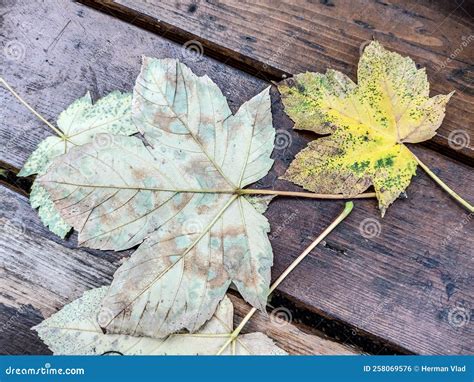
172,333,230,338
0,77,66,138
412,153,474,213
216,201,354,355
240,188,376,199
38,181,377,200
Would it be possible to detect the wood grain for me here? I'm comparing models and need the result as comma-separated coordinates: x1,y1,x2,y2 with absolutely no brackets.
0,0,473,354
228,294,361,355
81,0,474,165
0,0,264,170
0,185,358,355
261,133,474,354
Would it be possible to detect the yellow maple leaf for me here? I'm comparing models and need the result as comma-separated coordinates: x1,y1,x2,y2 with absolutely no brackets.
278,41,454,216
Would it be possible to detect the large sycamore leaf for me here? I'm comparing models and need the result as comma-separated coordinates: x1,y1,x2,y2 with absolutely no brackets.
18,91,136,237
34,288,286,355
38,58,275,338
278,41,453,215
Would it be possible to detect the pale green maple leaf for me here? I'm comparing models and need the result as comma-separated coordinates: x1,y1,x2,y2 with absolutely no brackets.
19,91,136,237
37,57,275,338
34,287,286,355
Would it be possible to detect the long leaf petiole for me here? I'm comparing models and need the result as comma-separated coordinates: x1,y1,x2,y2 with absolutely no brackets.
239,188,376,199
0,77,67,139
411,152,473,213
216,201,354,355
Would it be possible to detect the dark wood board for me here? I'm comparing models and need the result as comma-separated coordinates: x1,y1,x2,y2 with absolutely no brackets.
0,0,264,170
229,294,361,355
81,0,474,165
0,0,473,354
0,185,360,355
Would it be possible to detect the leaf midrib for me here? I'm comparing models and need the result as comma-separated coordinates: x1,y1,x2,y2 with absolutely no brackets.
40,180,236,194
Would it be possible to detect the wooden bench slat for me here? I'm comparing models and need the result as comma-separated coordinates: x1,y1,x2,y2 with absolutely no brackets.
0,186,359,355
0,0,264,170
228,294,361,355
81,0,474,165
0,0,473,355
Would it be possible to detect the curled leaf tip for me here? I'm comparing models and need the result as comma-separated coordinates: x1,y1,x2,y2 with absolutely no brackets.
344,201,354,214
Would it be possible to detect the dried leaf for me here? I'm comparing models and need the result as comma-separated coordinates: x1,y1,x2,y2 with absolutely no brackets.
19,91,136,237
278,41,453,215
38,58,275,338
34,288,286,355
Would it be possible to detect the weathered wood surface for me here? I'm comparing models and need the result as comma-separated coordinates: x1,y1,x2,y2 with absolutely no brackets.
0,0,263,170
82,0,474,165
0,185,360,355
0,0,473,354
228,294,360,355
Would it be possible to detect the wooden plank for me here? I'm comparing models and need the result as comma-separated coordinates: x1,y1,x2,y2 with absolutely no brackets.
265,144,474,355
82,0,474,165
0,0,264,170
1,0,473,354
228,294,360,355
0,186,359,355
